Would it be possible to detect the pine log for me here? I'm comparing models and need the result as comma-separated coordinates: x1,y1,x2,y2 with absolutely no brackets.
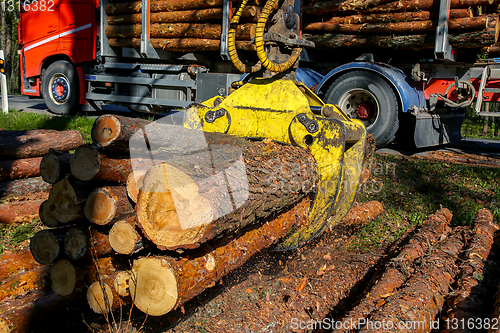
135,134,318,250
38,200,60,227
304,28,498,49
0,176,51,199
84,186,135,226
304,9,471,30
107,6,259,25
130,199,310,316
109,37,255,52
39,152,71,184
337,200,384,227
105,23,256,40
304,0,500,15
444,209,498,331
109,217,147,254
91,114,151,152
126,169,147,203
50,259,77,296
0,265,50,302
70,145,150,183
0,249,41,282
0,157,42,181
63,227,113,261
0,130,83,159
45,177,85,224
338,208,453,330
105,0,222,15
304,12,486,33
0,200,43,224
29,229,64,265
358,226,467,333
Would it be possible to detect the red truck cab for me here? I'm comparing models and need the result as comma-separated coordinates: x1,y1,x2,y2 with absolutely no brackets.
19,0,98,114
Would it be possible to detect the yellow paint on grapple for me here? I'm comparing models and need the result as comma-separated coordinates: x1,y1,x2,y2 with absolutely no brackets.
183,77,366,250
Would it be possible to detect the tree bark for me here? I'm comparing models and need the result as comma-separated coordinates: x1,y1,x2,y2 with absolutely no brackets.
130,199,310,316
0,157,42,181
358,226,467,333
0,130,83,159
105,23,256,40
0,200,43,224
443,209,498,331
84,186,135,226
105,0,222,15
0,176,51,200
0,249,41,282
107,6,259,25
337,208,453,330
136,134,318,250
91,114,151,152
0,266,51,303
338,200,384,227
109,38,255,51
39,152,71,184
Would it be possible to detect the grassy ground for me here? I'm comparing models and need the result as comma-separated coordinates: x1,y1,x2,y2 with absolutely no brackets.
353,153,500,249
462,110,500,140
0,109,94,143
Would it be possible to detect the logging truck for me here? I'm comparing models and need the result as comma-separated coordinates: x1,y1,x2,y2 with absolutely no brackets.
17,0,500,147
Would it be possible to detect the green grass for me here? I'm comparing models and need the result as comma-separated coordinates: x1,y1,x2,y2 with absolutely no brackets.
0,220,42,254
352,154,500,250
0,110,94,143
462,111,500,140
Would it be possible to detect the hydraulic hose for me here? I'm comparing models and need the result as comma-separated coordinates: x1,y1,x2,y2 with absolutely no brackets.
227,0,262,73
254,0,302,73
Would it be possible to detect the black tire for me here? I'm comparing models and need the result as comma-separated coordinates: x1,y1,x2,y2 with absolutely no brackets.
324,70,400,147
42,61,79,115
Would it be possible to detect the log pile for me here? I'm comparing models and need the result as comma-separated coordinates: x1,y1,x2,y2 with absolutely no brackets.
0,130,83,225
302,0,500,51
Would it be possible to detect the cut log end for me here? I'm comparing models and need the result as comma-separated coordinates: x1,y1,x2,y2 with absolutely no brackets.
70,146,101,181
129,257,178,316
92,115,122,148
48,178,82,223
114,271,131,297
39,200,59,227
40,153,61,184
30,230,60,265
50,259,76,296
109,220,139,254
87,281,114,314
84,188,117,225
126,169,147,203
64,228,88,261
136,163,214,249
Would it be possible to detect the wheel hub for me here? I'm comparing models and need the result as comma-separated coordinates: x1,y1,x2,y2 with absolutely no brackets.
51,77,69,102
355,101,374,121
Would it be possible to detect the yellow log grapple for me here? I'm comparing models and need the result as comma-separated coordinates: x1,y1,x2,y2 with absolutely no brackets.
183,0,367,250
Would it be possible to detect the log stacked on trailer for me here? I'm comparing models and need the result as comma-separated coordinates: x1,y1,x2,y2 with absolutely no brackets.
0,130,83,225
302,0,500,51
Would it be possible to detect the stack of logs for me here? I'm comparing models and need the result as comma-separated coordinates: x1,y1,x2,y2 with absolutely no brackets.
0,113,377,331
104,0,500,54
104,0,261,51
302,0,500,51
0,130,83,225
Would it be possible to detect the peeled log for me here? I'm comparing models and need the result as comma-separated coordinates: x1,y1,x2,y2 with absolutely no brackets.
0,200,42,225
338,208,453,330
84,186,135,226
359,226,467,333
444,209,498,330
107,6,259,25
0,176,51,200
91,114,151,152
0,130,83,159
0,157,41,181
304,9,471,30
130,199,310,316
136,135,318,249
108,38,255,52
105,0,222,15
39,152,71,184
105,23,256,40
0,249,41,282
304,14,492,34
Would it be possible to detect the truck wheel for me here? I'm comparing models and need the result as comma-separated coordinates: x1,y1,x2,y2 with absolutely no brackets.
42,61,79,115
324,70,399,147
